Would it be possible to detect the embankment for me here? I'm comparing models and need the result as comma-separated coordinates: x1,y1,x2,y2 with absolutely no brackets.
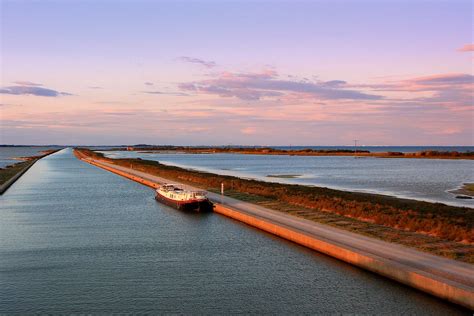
213,204,473,310
0,149,61,194
75,149,474,310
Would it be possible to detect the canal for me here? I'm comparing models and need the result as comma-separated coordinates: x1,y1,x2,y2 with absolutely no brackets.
0,149,467,314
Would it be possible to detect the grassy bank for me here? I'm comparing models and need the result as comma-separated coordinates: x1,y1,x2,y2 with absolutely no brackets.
77,148,474,263
0,149,60,189
0,160,35,185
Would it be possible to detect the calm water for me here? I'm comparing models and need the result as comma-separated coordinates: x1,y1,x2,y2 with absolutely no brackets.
0,146,60,168
0,149,467,314
101,151,474,208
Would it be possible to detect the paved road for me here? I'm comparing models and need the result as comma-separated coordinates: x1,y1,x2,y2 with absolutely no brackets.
82,156,474,290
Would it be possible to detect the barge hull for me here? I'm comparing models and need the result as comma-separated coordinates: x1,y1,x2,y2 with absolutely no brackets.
155,194,213,212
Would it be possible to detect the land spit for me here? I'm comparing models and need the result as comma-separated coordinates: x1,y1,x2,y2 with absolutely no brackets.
75,149,474,310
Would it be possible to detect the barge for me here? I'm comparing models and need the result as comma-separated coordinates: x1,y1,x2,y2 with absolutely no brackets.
155,184,213,212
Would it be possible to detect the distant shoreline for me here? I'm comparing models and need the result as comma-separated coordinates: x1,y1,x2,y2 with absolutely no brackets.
3,145,473,152
112,146,474,160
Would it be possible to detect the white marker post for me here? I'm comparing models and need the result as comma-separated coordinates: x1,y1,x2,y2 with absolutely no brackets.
220,182,224,204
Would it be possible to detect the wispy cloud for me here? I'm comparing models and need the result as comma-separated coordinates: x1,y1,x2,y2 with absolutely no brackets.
0,85,73,97
407,73,473,87
179,56,217,68
364,73,472,92
386,73,471,107
457,44,474,52
142,90,189,96
13,81,43,86
88,86,103,89
144,82,154,86
179,70,382,101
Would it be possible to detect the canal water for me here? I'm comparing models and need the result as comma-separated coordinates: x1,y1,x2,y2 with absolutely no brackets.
0,149,467,314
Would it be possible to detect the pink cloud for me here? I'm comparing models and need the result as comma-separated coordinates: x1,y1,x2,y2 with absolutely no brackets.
347,73,473,109
438,127,462,135
360,73,473,92
407,73,473,87
240,127,257,135
457,44,474,52
179,70,381,101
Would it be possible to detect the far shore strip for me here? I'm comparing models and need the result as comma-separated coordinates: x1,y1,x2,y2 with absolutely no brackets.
113,147,474,160
267,174,301,178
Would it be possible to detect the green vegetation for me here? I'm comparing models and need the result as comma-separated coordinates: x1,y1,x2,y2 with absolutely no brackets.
77,148,474,263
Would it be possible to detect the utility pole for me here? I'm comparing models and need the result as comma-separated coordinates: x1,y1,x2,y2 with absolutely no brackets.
354,140,358,157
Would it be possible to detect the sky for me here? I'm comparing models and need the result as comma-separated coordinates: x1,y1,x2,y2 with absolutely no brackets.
1,0,473,146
